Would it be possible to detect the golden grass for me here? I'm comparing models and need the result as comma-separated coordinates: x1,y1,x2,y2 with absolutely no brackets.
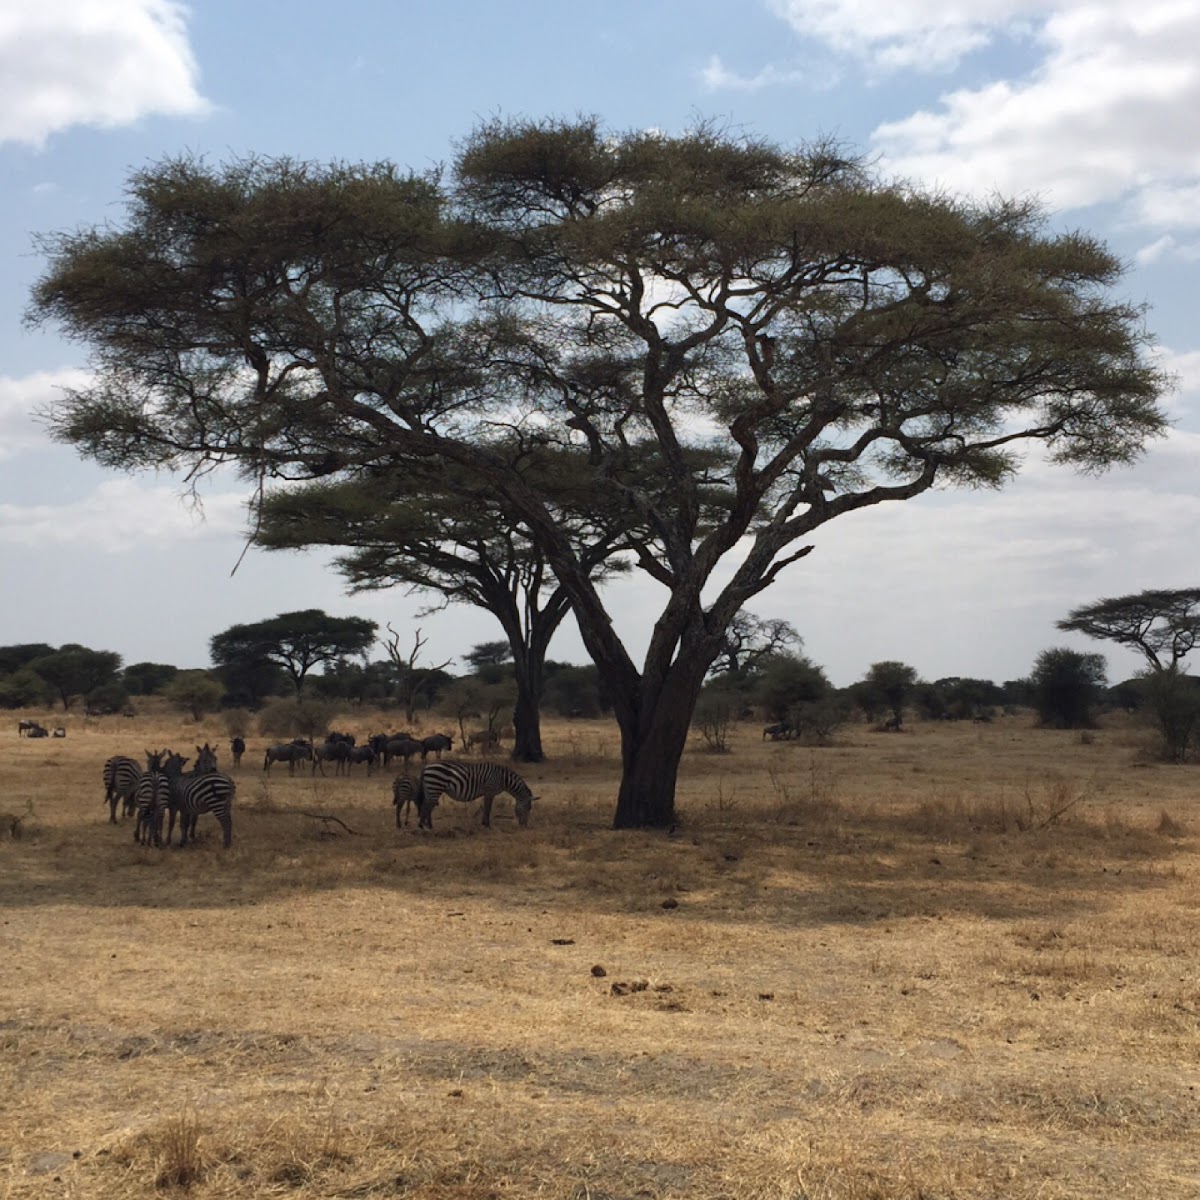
2,709,1199,1198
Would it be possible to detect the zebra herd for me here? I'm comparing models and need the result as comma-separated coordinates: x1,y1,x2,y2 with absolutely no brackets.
102,739,537,848
105,743,235,848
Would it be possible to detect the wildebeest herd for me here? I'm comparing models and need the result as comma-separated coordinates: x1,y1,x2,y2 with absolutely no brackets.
87,728,537,849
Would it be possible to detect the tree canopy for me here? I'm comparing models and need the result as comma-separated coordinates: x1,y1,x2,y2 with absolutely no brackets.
209,610,377,695
31,118,1168,826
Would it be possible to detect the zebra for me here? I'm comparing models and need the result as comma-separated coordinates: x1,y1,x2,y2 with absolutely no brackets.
133,750,171,846
415,761,536,830
392,774,418,826
103,755,142,823
420,733,453,760
230,736,245,767
263,742,312,774
163,750,236,848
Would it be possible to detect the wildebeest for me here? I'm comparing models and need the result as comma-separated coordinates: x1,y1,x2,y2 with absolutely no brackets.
52,727,66,738
421,733,453,760
348,744,376,774
312,740,351,776
263,742,313,774
385,737,424,767
230,736,245,767
762,721,794,741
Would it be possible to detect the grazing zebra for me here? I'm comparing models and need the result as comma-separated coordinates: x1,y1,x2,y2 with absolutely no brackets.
102,755,142,823
392,774,418,826
420,733,453,760
230,736,245,767
133,750,171,847
263,742,312,774
163,751,236,848
416,761,536,830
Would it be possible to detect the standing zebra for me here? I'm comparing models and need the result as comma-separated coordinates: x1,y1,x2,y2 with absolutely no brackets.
163,750,236,848
392,774,419,826
133,750,171,847
416,761,536,830
102,755,142,823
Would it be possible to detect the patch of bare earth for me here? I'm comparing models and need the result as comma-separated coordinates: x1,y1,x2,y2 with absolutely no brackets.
1,710,1199,1197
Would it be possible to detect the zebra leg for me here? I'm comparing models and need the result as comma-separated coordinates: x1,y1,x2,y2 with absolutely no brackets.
108,790,118,824
481,793,495,827
219,813,231,848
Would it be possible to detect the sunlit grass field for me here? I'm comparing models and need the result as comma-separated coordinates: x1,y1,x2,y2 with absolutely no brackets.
2,707,1198,1198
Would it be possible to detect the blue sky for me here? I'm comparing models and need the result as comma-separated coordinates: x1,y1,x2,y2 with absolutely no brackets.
2,0,1198,685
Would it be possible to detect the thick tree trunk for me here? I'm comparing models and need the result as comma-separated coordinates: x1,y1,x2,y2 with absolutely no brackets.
511,654,545,763
612,701,694,828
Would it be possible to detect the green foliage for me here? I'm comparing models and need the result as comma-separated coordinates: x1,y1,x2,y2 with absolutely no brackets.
863,661,919,724
256,698,338,741
122,661,179,695
755,655,831,724
27,646,122,711
164,671,226,722
210,610,377,695
1029,647,1107,729
0,644,55,675
1136,669,1200,762
0,668,54,709
913,676,1004,721
543,664,606,718
1058,589,1200,672
85,681,130,714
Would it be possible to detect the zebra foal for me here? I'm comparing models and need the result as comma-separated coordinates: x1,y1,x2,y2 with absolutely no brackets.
133,750,171,847
392,775,418,826
163,750,236,848
415,761,536,830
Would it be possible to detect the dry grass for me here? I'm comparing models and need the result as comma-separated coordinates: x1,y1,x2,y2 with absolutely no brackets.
2,708,1200,1198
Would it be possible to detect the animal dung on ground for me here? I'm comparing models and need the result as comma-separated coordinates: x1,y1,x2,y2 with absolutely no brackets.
591,964,607,977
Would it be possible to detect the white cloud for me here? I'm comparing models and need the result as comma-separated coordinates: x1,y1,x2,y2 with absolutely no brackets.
870,2,1200,223
0,478,247,551
699,55,830,92
766,0,1055,72
0,0,209,147
0,367,90,459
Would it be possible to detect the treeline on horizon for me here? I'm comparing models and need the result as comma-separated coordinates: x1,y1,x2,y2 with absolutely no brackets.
0,610,1160,736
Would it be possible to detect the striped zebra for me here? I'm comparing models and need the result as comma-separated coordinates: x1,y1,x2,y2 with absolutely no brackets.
103,755,142,824
415,761,536,830
133,750,171,847
392,774,418,827
163,750,236,848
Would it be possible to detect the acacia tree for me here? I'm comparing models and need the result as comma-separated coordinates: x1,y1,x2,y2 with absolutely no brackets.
709,612,801,681
1029,647,1107,728
31,120,1167,827
254,465,630,762
28,646,122,711
1058,588,1200,760
210,610,377,695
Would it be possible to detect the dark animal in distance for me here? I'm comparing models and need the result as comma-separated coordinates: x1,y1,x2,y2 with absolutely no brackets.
762,722,794,741
349,744,376,774
263,742,313,774
416,760,536,830
312,740,351,776
465,729,501,754
52,727,66,738
420,733,453,760
385,737,424,767
230,736,245,767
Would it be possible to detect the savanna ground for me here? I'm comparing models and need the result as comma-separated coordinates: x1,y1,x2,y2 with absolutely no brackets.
1,708,1199,1199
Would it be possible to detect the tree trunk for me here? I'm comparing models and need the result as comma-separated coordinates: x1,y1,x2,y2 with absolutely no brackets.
612,701,694,828
511,657,545,763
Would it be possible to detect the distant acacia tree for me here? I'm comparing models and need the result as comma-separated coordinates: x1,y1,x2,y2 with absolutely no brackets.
210,610,377,696
1059,589,1200,760
1029,647,1107,729
709,613,802,681
27,645,122,711
122,661,179,695
32,121,1168,825
862,661,919,725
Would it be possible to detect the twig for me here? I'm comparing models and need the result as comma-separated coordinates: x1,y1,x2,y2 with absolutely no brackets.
299,811,364,836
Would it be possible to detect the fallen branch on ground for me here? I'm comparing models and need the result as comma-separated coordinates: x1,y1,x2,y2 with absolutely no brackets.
298,811,364,836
